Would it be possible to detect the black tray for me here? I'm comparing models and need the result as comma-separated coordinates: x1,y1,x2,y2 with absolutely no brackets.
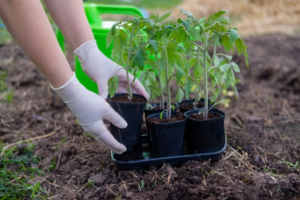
111,136,227,170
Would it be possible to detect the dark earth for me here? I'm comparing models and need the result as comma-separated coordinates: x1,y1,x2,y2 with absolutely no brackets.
110,94,146,103
148,112,185,124
1,34,300,199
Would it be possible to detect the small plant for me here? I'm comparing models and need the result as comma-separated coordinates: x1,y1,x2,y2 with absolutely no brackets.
106,16,148,100
140,11,189,118
178,6,249,119
0,71,13,103
278,161,299,168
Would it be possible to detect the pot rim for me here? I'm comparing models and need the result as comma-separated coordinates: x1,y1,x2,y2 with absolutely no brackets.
108,93,147,105
184,108,225,122
147,112,187,125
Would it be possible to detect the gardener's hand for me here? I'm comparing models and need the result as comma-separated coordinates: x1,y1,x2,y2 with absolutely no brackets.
52,73,127,154
74,40,148,100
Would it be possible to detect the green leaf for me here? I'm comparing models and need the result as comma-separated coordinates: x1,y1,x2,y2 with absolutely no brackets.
108,76,119,98
188,27,202,41
159,70,167,89
175,68,184,84
229,29,239,43
176,88,184,103
106,31,114,48
149,40,158,53
159,10,173,22
177,18,189,31
160,111,164,119
194,63,203,77
221,35,231,52
145,59,158,70
111,22,119,35
167,43,177,66
184,76,194,99
235,38,249,68
175,28,187,43
230,69,236,86
113,35,124,62
214,11,226,19
213,56,220,66
178,5,196,20
199,17,206,24
133,48,146,70
141,180,145,189
231,62,240,72
211,88,220,102
220,63,231,72
235,38,244,55
148,19,155,27
188,56,198,69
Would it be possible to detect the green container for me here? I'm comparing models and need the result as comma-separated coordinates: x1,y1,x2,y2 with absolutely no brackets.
56,3,143,94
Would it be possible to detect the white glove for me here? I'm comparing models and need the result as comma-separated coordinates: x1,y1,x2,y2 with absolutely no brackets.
52,73,127,154
73,40,148,100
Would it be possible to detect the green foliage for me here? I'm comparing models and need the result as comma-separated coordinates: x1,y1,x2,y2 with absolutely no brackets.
106,7,249,117
0,143,47,199
178,7,249,118
0,71,13,103
107,17,149,99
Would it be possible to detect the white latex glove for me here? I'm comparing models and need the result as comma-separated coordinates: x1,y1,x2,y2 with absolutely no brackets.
73,40,148,100
52,73,127,154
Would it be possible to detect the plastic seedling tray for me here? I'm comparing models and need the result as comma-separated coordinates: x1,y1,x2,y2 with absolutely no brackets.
111,134,227,170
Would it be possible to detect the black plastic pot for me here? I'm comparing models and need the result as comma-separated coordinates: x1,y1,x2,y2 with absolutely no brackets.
108,93,147,153
184,108,225,154
147,112,186,157
178,98,212,113
144,103,178,135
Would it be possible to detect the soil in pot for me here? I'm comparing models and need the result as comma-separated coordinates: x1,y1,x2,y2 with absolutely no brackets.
147,112,186,157
144,103,178,138
179,99,212,113
108,93,147,158
110,93,146,103
185,108,225,154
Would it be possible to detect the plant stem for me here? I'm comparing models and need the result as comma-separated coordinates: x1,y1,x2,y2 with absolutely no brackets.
163,38,171,119
194,46,202,109
203,33,208,119
158,75,164,109
125,34,133,100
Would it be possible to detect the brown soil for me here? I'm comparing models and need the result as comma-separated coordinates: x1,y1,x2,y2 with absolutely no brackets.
1,34,300,199
110,94,146,103
181,102,204,109
148,112,185,124
189,111,221,120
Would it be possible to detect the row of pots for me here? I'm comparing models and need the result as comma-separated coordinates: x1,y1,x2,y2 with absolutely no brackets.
108,93,226,158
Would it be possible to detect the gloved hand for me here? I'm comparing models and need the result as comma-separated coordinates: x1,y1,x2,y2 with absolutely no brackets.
74,40,148,100
52,73,127,154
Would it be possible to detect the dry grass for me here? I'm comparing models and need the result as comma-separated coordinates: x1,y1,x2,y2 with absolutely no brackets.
148,0,300,35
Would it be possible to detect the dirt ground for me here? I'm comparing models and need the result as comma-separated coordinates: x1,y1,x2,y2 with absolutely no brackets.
1,34,300,200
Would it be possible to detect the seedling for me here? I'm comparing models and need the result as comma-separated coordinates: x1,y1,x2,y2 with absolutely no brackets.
140,11,189,118
159,105,176,119
179,6,249,119
106,17,148,100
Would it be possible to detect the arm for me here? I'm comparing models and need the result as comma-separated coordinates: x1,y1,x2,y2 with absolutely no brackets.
0,0,127,154
0,0,72,87
43,0,148,99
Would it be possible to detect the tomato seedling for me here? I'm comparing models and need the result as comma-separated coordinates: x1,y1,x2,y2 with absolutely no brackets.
178,6,249,119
